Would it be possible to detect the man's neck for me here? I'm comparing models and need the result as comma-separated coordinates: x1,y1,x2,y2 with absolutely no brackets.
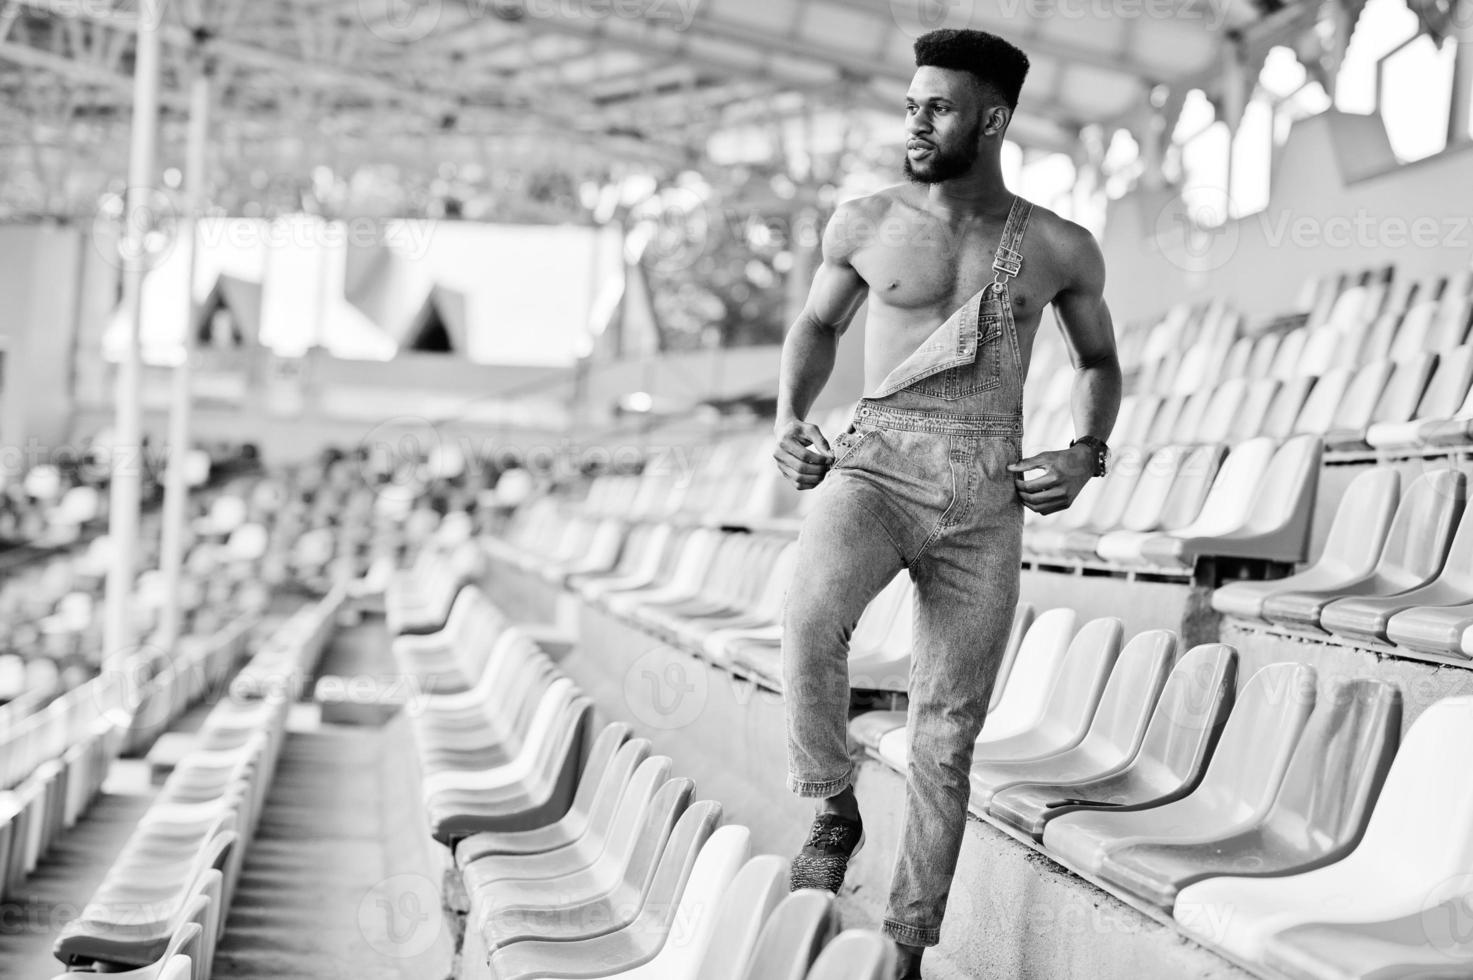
924,159,1011,221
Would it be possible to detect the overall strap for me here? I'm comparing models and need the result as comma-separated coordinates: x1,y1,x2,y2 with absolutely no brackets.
988,195,1034,292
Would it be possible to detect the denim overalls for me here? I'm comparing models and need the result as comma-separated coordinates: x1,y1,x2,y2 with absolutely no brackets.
782,195,1033,948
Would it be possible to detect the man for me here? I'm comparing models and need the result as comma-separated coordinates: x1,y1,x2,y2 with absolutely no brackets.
771,28,1122,979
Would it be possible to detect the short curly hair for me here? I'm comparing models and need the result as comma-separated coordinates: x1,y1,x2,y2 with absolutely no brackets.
913,29,1030,110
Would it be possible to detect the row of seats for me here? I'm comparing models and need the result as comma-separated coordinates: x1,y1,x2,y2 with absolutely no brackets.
1214,464,1473,658
1023,434,1321,569
385,582,899,980
49,687,292,979
849,606,1473,977
226,583,346,703
487,508,925,692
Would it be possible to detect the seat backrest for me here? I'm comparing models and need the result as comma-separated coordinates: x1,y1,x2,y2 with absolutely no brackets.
1432,292,1472,351
1082,451,1147,532
691,855,789,980
1144,396,1186,447
1287,369,1351,436
1196,379,1249,445
1308,467,1400,578
1247,332,1282,379
597,756,676,858
1081,630,1177,758
573,736,651,843
1297,326,1343,378
619,776,696,890
1270,328,1309,379
1240,434,1323,536
1414,344,1473,419
1371,352,1439,424
1221,336,1254,379
981,608,1079,737
1120,396,1162,446
739,890,840,980
1227,378,1281,441
565,723,631,819
1266,678,1400,853
1373,468,1465,590
750,543,800,621
1325,284,1369,329
803,930,898,980
1328,360,1395,430
1388,300,1439,361
1159,443,1227,531
633,800,726,930
1134,644,1237,784
1168,389,1213,445
1118,447,1188,533
1319,695,1473,883
1185,663,1317,818
1028,617,1126,747
1356,310,1400,365
990,602,1037,713
1172,438,1277,538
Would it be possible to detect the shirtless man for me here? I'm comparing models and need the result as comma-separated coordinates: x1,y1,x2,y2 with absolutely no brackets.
771,29,1122,979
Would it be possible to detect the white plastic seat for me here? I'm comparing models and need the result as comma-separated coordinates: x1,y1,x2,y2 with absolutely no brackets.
1174,695,1473,964
684,855,788,980
1212,468,1400,621
803,930,897,980
1093,445,1224,565
1328,352,1438,451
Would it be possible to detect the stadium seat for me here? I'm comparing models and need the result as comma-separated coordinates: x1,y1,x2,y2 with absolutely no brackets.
1365,345,1473,449
456,751,670,880
461,782,703,955
1140,435,1320,566
1262,469,1464,632
1174,695,1473,964
1288,368,1352,437
52,923,201,980
1044,661,1315,875
479,821,743,980
1314,360,1395,441
1093,443,1225,564
804,930,898,980
1322,483,1473,643
1212,467,1401,621
1096,678,1399,908
988,645,1236,838
1326,352,1438,452
968,629,1175,809
1063,447,1186,559
737,890,841,980
453,734,649,864
685,855,789,980
1227,378,1282,441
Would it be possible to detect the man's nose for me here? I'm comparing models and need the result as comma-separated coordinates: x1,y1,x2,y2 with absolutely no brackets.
906,113,931,136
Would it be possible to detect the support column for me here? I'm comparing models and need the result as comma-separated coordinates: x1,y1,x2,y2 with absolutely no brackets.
159,52,211,650
103,2,164,667
1449,0,1473,146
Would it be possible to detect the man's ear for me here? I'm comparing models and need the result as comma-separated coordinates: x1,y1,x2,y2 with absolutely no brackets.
982,105,1012,138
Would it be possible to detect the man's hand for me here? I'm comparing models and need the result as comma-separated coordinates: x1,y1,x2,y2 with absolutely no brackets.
1007,444,1096,515
773,419,835,490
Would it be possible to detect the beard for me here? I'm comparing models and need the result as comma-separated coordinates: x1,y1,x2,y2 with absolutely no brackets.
904,120,982,184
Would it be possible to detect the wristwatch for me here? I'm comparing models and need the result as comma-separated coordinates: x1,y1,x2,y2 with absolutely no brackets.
1070,435,1109,477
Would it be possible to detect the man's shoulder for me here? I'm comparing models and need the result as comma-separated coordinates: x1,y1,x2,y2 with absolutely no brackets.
1022,200,1098,258
824,185,920,259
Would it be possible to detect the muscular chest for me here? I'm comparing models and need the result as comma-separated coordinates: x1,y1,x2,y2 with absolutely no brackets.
852,216,1047,322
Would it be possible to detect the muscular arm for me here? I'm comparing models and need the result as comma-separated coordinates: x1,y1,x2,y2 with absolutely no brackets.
1052,229,1122,445
1009,225,1122,514
772,205,870,489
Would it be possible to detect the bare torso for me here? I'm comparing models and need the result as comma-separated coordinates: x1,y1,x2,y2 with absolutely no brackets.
839,184,1074,392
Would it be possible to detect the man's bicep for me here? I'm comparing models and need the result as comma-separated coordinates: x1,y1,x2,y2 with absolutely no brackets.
1053,232,1117,366
800,257,869,335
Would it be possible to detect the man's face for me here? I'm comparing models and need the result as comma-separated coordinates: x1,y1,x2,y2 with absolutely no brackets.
904,66,987,184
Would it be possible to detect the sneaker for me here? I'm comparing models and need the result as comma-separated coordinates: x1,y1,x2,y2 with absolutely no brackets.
788,811,865,893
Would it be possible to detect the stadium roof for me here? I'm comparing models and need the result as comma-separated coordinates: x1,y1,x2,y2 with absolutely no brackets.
0,0,1417,221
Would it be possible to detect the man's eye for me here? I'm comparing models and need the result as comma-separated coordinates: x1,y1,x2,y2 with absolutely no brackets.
934,106,949,114
905,104,916,114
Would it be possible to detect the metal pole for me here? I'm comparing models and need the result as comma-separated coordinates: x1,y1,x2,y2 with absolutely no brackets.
103,3,164,666
158,53,210,649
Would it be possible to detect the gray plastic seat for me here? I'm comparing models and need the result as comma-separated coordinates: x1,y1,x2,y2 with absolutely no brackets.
803,930,897,980
968,629,1176,810
461,756,674,894
1213,468,1401,622
1263,469,1464,632
1367,344,1473,449
454,733,648,863
1094,443,1226,564
466,782,702,953
482,811,732,980
1064,448,1187,559
456,741,660,876
987,644,1237,838
1324,478,1473,643
1044,661,1316,874
1098,678,1400,908
1326,352,1438,451
737,890,840,980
